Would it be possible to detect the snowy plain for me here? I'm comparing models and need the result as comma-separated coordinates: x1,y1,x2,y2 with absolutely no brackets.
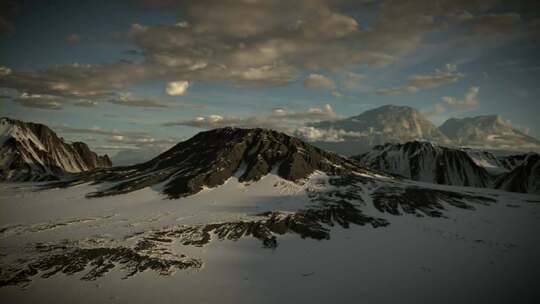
1,173,539,304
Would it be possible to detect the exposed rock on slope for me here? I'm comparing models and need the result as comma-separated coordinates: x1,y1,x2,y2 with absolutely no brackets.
495,153,540,194
439,115,540,151
0,117,111,181
353,141,492,188
302,105,451,155
52,127,376,198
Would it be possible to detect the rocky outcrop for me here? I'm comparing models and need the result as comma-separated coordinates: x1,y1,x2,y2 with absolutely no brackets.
495,153,540,194
439,115,540,152
353,141,493,188
47,127,379,198
0,117,111,181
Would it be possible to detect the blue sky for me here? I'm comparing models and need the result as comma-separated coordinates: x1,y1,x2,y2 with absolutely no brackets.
1,0,539,158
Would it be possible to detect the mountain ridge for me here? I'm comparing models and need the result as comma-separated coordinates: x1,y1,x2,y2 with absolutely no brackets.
0,117,111,181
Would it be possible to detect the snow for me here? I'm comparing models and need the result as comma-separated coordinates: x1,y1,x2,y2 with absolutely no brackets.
1,174,539,303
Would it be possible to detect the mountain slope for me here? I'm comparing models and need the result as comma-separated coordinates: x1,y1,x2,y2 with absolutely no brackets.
439,115,540,151
300,105,451,155
311,105,451,144
53,127,375,198
353,141,492,187
0,117,111,181
495,153,540,194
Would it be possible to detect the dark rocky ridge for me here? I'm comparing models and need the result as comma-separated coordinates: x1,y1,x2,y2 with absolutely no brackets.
353,141,492,188
0,117,111,181
50,127,378,198
495,153,540,194
354,141,540,194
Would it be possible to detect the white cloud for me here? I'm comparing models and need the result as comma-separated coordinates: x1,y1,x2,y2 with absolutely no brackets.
164,104,338,132
441,86,480,110
0,66,12,76
423,86,480,118
303,74,335,90
293,126,365,142
166,81,190,96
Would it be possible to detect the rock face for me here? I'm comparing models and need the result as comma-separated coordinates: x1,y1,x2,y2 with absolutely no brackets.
495,153,540,194
0,117,111,181
303,105,451,155
54,127,375,198
353,141,492,188
439,115,540,151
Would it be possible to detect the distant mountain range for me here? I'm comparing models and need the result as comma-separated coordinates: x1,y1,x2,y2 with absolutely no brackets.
1,113,538,194
301,105,540,155
0,117,111,181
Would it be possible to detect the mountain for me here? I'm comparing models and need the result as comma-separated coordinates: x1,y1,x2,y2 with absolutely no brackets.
303,105,451,155
0,117,111,181
53,127,373,198
495,153,540,194
439,115,540,152
354,141,540,194
353,141,492,188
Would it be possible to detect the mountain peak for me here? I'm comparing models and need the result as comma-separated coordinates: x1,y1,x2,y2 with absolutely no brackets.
309,104,450,150
440,115,540,151
53,127,375,199
1,117,111,181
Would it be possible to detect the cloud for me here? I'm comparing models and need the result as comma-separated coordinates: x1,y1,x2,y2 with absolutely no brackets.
0,61,152,98
303,74,335,90
107,93,169,108
73,100,99,107
66,33,81,43
293,126,366,142
0,66,11,76
53,125,150,137
166,81,189,95
376,64,465,95
441,86,480,110
342,72,367,90
1,0,531,96
422,86,480,118
12,93,63,110
163,104,338,132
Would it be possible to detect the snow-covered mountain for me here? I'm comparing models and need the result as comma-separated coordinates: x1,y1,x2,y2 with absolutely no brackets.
354,141,540,194
54,127,372,198
301,105,451,155
0,117,111,181
3,126,539,296
495,153,540,194
353,141,492,188
439,115,540,152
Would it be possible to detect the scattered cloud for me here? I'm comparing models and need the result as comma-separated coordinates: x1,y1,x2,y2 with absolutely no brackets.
423,86,480,118
166,81,189,96
53,125,150,137
376,64,465,95
441,86,480,110
0,66,11,76
73,100,99,107
12,93,63,110
303,74,335,90
293,126,365,142
342,72,367,90
164,104,338,132
108,93,169,108
1,0,533,97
